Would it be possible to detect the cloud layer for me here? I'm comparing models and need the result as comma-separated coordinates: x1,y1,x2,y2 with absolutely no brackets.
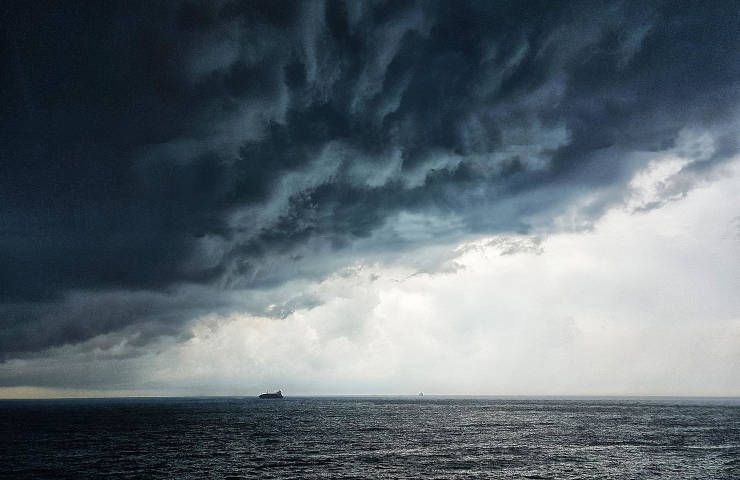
1,1,739,375
3,159,738,395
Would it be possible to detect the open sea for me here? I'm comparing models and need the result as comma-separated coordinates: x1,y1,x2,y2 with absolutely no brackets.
2,396,739,479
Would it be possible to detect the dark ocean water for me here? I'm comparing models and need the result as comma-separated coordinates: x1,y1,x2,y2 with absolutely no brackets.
2,396,739,479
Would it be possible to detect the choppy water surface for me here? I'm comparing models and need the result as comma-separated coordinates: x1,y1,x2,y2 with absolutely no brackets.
2,397,739,479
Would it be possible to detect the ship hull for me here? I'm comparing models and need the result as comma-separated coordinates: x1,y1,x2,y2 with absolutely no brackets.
258,392,283,399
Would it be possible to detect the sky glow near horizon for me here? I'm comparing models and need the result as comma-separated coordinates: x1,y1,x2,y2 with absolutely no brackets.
1,2,739,397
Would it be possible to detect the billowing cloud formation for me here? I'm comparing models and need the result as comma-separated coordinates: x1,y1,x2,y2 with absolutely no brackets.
3,161,739,395
1,1,739,367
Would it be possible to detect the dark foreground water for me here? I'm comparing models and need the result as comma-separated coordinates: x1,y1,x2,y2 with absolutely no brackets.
2,397,739,479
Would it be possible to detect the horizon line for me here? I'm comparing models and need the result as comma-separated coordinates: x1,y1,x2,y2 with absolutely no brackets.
2,393,740,401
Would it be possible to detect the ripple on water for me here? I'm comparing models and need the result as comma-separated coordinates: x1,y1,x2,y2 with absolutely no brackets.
1,397,739,479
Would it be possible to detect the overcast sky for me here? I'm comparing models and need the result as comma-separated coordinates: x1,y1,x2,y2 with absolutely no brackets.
1,1,739,397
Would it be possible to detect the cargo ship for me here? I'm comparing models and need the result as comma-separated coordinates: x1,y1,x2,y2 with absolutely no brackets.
258,390,283,399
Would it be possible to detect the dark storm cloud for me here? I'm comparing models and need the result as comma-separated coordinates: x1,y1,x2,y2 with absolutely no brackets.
1,1,739,362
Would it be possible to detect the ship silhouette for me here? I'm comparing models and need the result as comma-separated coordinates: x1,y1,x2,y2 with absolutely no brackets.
258,390,283,399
